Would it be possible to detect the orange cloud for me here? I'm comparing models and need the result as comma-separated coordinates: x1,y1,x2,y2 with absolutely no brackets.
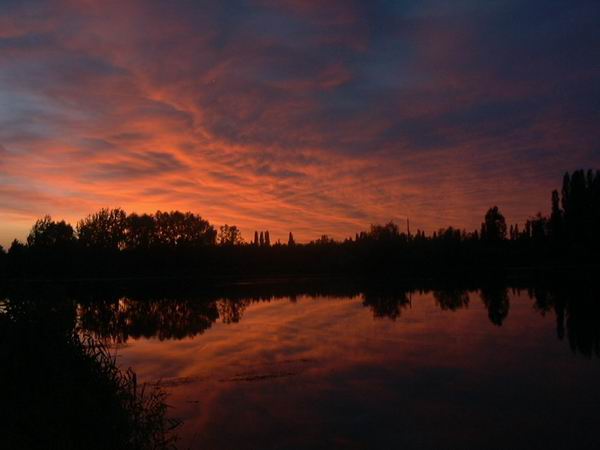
1,0,599,246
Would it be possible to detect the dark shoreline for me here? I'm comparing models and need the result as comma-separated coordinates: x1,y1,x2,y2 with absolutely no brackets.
2,264,599,298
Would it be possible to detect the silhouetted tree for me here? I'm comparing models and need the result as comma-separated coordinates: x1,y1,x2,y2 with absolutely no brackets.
2,170,599,279
481,206,507,242
8,239,26,256
154,211,215,247
549,190,563,240
435,227,462,242
368,222,400,241
526,213,548,243
77,208,127,249
218,225,243,246
560,169,600,244
313,235,335,245
27,216,75,249
124,213,156,249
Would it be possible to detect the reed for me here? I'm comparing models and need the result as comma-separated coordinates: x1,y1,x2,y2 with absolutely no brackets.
1,299,181,449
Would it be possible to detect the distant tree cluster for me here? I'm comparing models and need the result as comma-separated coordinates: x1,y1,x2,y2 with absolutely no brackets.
21,209,217,252
218,225,243,246
253,230,271,247
0,170,598,278
5,280,599,354
27,216,76,248
504,169,600,246
481,206,507,241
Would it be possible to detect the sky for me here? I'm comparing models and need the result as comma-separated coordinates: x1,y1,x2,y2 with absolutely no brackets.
1,0,599,246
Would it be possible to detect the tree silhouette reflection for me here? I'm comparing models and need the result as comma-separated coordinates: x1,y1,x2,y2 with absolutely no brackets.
217,298,252,324
0,290,178,448
3,280,599,359
434,288,470,311
78,297,220,342
480,286,510,326
531,285,600,358
362,286,412,320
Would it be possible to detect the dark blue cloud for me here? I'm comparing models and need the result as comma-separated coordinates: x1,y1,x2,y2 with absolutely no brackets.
1,0,599,244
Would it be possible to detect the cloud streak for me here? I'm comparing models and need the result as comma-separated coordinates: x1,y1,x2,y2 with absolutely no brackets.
1,0,599,246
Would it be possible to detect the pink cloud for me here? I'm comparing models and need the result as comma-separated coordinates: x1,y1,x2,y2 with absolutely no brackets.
0,0,598,246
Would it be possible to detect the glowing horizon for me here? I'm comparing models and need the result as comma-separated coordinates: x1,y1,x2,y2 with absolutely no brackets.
1,1,599,247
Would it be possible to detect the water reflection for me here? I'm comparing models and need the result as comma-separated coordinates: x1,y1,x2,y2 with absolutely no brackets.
46,283,595,358
78,298,220,342
528,285,600,358
2,280,595,360
433,288,470,311
2,280,600,449
362,285,412,319
0,288,178,449
481,285,510,326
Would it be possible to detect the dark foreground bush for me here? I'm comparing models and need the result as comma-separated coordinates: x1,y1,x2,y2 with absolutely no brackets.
0,298,180,449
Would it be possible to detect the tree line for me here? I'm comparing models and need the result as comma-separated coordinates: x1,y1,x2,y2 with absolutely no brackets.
0,169,598,278
3,279,599,357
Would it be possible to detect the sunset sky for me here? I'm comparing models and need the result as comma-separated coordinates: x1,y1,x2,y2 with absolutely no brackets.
1,0,599,246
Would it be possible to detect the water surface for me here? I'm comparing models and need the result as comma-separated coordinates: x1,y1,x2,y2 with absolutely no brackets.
75,284,600,449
